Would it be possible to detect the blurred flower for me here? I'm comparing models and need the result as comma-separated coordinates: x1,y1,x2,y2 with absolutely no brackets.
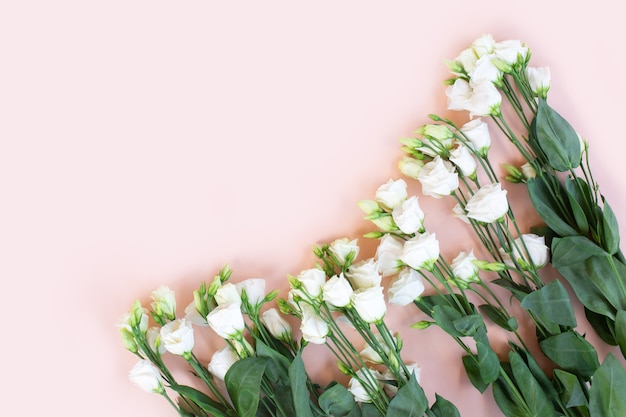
129,360,165,394
260,307,292,341
375,179,408,210
160,318,194,356
392,195,425,234
322,274,354,308
150,286,177,321
208,345,239,380
418,156,459,198
206,302,245,339
352,286,386,323
346,258,382,289
465,183,509,223
388,267,425,306
400,232,440,271
329,238,360,267
300,304,329,344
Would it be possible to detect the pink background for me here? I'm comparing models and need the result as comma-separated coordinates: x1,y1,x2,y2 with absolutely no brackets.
2,1,625,416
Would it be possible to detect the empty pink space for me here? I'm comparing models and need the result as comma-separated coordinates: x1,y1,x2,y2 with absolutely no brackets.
1,2,625,416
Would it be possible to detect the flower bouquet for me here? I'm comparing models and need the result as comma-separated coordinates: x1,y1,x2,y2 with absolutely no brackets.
119,34,626,417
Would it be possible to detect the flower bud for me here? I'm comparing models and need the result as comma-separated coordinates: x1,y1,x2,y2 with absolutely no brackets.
260,308,292,341
411,320,433,329
150,286,177,321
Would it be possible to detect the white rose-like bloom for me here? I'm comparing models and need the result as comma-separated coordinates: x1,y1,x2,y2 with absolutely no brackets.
206,302,245,339
160,318,194,356
449,145,477,177
526,66,551,98
453,47,478,74
296,268,327,298
375,234,404,276
351,286,386,323
208,345,239,380
465,183,509,223
388,267,425,306
346,258,382,289
392,196,425,235
469,54,502,85
260,308,292,341
129,360,165,393
521,162,537,180
322,274,354,308
184,301,208,326
451,250,479,283
466,79,502,118
418,156,459,199
214,283,241,306
472,33,496,58
494,39,529,65
359,333,391,364
502,234,550,269
300,304,329,344
150,286,176,320
400,232,440,271
452,203,471,224
460,118,491,156
446,78,472,111
236,278,266,306
146,327,166,355
375,178,408,210
398,156,425,180
329,237,360,266
348,368,384,403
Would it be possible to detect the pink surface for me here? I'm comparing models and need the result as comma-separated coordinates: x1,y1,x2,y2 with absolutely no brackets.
2,2,625,416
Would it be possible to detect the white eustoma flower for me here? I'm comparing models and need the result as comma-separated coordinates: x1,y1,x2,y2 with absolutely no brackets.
129,360,165,393
375,178,408,210
466,79,502,118
465,183,509,223
214,283,241,306
472,34,496,58
322,274,354,308
150,286,176,320
146,327,166,355
329,237,360,267
208,345,239,380
398,156,425,179
206,302,245,339
501,234,550,269
352,286,386,323
359,333,392,364
346,258,382,289
118,308,149,334
452,203,471,224
236,278,266,306
449,145,478,177
392,196,425,235
451,250,479,283
446,78,472,111
460,118,491,156
521,162,537,180
300,304,329,344
260,308,292,341
418,156,459,199
526,66,551,98
375,234,404,276
452,47,478,74
184,301,208,326
469,54,502,85
348,368,384,403
494,39,529,66
160,318,195,356
400,232,440,271
296,267,327,298
388,267,425,306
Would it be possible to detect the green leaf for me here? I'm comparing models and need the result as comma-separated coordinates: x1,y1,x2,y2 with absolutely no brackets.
429,394,461,417
509,343,558,401
477,340,500,385
527,179,578,237
520,280,577,328
431,304,464,337
581,255,626,312
589,354,626,417
551,236,608,268
169,384,230,417
615,310,626,359
360,403,379,417
386,372,428,416
601,196,620,255
539,331,600,377
289,351,314,417
492,377,529,417
255,340,291,384
509,350,554,417
225,357,269,417
462,354,489,393
565,176,595,223
584,307,617,345
553,369,588,408
479,304,518,331
557,263,616,319
565,186,589,235
533,98,581,171
318,383,356,417
453,314,484,337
